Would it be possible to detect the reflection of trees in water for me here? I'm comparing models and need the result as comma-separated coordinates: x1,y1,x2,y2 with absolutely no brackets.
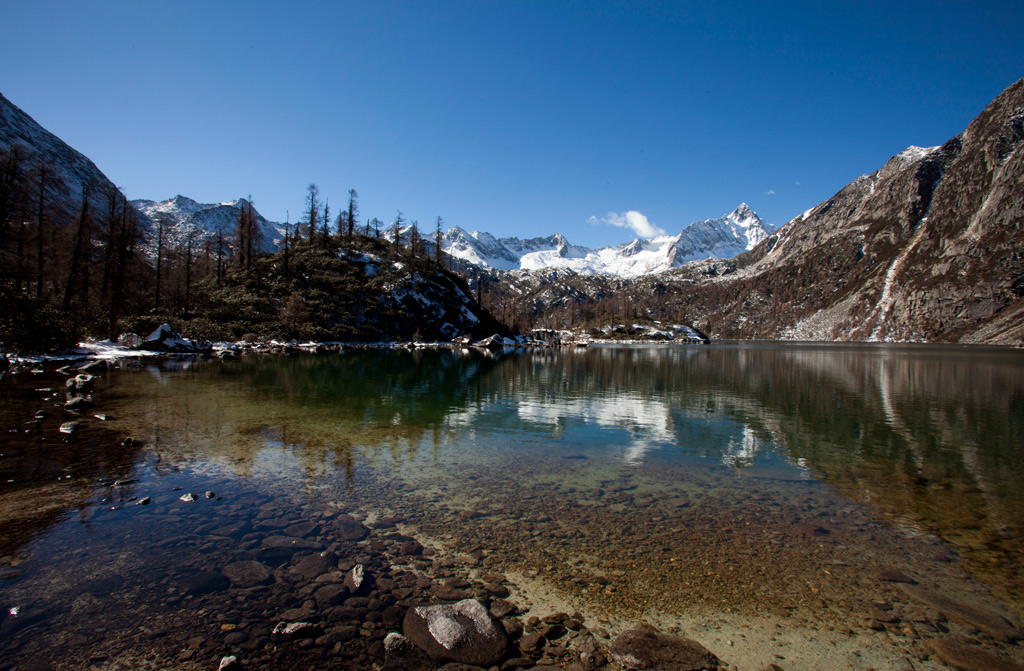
471,345,1024,607
673,345,1024,609
107,346,1024,606
109,350,504,484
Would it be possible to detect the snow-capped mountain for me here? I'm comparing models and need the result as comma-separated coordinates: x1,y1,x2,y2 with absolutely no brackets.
442,204,773,278
132,195,290,252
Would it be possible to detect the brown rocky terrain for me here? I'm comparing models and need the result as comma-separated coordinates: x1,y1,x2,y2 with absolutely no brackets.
643,77,1024,345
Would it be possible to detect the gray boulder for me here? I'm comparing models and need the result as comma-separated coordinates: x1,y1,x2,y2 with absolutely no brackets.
402,599,507,667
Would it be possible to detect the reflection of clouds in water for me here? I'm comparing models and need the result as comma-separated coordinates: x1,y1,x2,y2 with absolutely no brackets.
513,395,672,465
721,426,761,467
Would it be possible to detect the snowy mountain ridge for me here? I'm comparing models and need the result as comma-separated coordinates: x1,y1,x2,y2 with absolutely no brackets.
442,204,774,278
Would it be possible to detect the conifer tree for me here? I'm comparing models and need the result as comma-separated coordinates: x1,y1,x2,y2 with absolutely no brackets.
346,189,358,240
304,183,320,245
434,216,443,266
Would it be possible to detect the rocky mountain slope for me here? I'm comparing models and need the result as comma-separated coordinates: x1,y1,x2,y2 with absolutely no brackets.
0,91,120,219
133,194,289,253
443,204,774,278
634,77,1024,345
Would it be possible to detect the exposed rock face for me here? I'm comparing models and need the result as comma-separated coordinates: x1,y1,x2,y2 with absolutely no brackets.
678,77,1024,345
488,78,1024,346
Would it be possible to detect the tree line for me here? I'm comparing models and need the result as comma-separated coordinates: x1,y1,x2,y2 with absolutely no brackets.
0,147,492,352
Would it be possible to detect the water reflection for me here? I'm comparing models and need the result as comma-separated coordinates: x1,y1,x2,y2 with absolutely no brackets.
3,344,1023,612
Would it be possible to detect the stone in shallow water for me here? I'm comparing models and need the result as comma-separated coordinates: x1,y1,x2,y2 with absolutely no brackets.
262,535,322,550
218,655,244,671
384,632,435,671
402,598,507,666
283,521,318,538
344,564,368,593
59,421,81,434
64,396,94,411
222,560,273,588
293,552,335,580
333,514,370,541
314,583,350,608
900,584,1022,642
875,567,916,584
272,621,323,639
174,570,229,595
608,629,719,671
927,638,1024,671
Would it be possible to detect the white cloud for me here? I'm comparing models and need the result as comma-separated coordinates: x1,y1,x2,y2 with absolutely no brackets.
763,189,776,195
588,211,665,238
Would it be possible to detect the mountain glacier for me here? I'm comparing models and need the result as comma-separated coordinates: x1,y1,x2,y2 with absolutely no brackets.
442,204,773,278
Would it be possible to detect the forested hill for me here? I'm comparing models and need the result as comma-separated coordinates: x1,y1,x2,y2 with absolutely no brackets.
0,92,506,352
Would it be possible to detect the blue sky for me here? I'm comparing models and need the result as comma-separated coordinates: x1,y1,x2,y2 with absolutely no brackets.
2,1,1022,247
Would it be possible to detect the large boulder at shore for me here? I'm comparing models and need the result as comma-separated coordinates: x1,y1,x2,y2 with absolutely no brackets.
140,324,211,353
473,334,505,352
609,628,719,671
402,598,507,666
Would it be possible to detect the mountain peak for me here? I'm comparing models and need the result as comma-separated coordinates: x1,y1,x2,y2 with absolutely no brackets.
727,203,761,228
443,205,772,277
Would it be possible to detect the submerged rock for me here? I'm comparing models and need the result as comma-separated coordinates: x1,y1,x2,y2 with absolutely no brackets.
218,655,244,671
402,598,507,666
927,638,1024,671
59,421,82,434
174,570,229,595
899,584,1022,642
334,514,370,541
608,628,719,671
384,632,435,671
344,564,368,594
222,560,273,588
64,396,94,411
272,621,323,639
66,373,95,393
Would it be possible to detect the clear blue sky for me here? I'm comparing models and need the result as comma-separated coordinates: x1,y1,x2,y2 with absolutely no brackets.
2,1,1022,247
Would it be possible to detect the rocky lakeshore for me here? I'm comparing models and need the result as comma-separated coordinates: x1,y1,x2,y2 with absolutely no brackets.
1,352,1023,671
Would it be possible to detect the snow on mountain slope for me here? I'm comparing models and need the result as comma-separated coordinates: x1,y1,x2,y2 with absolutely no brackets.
442,204,774,278
132,195,290,252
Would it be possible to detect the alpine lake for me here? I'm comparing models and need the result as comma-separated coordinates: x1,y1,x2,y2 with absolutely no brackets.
1,343,1023,671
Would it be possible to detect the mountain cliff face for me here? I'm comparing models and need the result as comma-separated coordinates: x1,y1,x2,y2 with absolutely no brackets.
665,77,1024,345
443,204,774,278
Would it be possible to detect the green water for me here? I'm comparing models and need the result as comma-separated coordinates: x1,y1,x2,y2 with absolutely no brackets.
1,343,1023,667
